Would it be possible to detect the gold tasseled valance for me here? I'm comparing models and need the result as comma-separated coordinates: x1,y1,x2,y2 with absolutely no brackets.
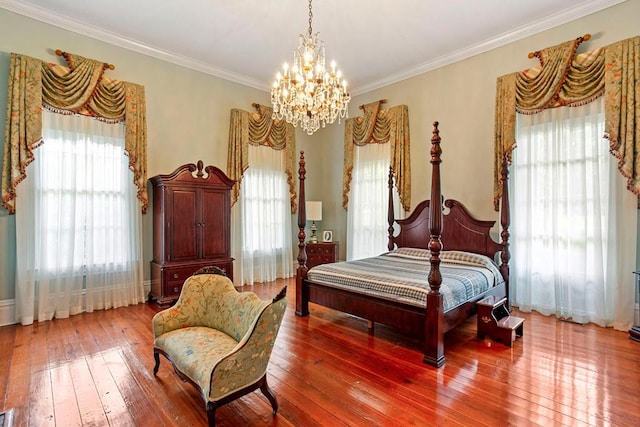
2,52,148,214
343,100,411,211
494,35,640,210
227,104,297,213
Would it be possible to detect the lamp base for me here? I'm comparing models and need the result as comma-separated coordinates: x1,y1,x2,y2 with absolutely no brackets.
309,221,318,243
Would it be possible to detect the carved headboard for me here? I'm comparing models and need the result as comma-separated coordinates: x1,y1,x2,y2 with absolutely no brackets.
390,199,503,260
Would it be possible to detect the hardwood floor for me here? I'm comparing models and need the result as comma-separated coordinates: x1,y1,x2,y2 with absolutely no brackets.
1,278,638,426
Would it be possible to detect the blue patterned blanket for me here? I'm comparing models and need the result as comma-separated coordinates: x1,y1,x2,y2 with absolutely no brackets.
306,248,503,311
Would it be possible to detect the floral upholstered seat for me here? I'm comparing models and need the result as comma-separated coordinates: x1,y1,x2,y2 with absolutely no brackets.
152,269,287,426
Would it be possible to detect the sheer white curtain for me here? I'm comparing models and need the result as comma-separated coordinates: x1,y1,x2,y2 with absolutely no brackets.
347,142,402,261
510,98,637,329
232,144,294,286
15,110,145,325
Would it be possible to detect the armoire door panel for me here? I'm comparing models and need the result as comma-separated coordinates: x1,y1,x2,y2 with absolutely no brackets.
170,189,198,260
200,190,229,259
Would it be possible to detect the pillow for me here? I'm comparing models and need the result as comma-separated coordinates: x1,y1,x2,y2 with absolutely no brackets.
387,248,497,269
440,250,498,270
385,247,430,259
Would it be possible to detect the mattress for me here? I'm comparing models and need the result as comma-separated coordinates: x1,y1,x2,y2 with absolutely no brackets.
306,247,504,311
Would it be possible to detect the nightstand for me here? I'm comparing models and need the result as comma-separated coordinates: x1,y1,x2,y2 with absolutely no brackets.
305,241,339,269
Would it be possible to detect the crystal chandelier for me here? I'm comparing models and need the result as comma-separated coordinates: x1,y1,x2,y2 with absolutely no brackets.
271,0,351,135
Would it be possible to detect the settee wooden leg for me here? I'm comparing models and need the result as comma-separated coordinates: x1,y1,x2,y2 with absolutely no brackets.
260,377,279,415
206,402,217,427
153,350,160,376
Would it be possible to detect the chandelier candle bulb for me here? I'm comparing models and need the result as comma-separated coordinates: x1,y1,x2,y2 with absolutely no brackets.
271,0,351,135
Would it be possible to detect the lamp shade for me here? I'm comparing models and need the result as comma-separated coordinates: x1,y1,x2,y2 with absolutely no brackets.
306,201,322,221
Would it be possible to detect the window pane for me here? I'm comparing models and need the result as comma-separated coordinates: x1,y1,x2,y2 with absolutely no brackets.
39,111,131,273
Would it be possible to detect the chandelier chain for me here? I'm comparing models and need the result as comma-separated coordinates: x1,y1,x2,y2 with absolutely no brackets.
308,0,313,36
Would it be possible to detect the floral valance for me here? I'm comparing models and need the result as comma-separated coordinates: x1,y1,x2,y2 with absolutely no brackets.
2,52,148,214
494,35,640,210
227,104,297,212
343,100,411,211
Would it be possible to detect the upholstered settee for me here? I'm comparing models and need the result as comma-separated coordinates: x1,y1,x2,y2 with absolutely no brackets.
152,269,287,426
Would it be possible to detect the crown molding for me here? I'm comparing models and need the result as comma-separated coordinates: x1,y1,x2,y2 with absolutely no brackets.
0,0,268,91
0,0,627,96
352,0,627,96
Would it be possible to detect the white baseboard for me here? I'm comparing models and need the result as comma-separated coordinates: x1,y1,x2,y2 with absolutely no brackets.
0,279,152,327
0,299,15,327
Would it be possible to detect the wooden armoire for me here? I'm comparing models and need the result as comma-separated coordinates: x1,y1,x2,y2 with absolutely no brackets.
150,160,234,307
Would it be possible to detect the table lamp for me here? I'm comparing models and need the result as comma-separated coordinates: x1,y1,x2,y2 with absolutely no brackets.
306,201,322,243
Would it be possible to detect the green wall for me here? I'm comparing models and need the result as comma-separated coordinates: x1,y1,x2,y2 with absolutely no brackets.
0,51,14,300
1,2,640,305
305,0,640,287
0,8,315,300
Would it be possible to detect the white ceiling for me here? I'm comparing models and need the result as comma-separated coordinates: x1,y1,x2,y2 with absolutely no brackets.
0,0,626,95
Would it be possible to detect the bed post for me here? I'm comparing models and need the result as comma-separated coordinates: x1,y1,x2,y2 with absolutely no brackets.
424,121,445,368
387,166,396,251
499,154,511,309
295,151,309,316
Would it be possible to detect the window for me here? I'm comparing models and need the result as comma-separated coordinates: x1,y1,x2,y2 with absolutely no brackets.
37,119,135,272
347,142,401,260
15,110,144,324
510,98,636,327
233,144,294,285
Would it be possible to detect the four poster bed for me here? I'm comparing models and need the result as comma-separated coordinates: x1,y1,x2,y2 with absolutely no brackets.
294,122,511,367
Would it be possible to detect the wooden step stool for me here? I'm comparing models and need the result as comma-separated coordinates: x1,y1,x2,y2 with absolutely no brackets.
476,295,524,346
